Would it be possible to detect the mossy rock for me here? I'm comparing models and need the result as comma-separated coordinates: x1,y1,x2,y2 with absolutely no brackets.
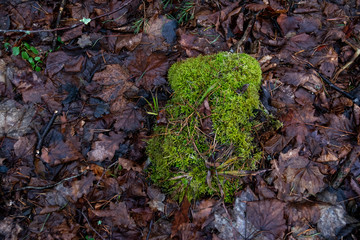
147,52,263,202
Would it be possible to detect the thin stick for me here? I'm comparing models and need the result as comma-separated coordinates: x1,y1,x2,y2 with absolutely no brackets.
307,64,360,105
332,39,360,81
35,110,59,158
235,15,256,53
11,170,87,192
146,219,153,240
79,210,106,240
0,0,133,34
52,0,67,50
40,213,51,232
332,146,360,189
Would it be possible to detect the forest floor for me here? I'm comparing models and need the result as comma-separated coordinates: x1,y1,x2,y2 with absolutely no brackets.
0,0,360,239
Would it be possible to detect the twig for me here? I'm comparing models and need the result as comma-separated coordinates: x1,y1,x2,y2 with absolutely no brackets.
213,169,239,238
235,15,256,53
10,170,87,192
52,0,67,50
0,0,133,34
95,160,118,187
40,213,51,232
146,219,153,240
307,64,360,106
79,209,106,240
333,39,360,81
35,110,60,158
332,146,360,189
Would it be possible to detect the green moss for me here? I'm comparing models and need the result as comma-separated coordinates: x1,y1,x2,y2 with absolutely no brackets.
147,52,263,202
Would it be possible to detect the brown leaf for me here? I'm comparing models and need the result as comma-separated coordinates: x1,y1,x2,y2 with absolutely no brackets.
70,173,95,202
263,133,291,155
286,202,320,227
277,14,300,36
147,186,166,212
114,103,144,132
45,51,85,77
87,132,125,162
61,25,84,42
131,207,153,228
90,202,136,229
118,157,142,172
41,136,83,166
198,97,213,134
280,107,319,146
77,34,92,48
49,172,95,203
0,99,36,139
156,109,167,125
143,15,173,51
245,3,268,11
178,28,228,57
14,135,36,159
127,50,169,90
115,33,142,52
118,171,146,197
92,64,134,113
171,196,191,237
247,199,286,240
192,199,216,228
273,148,327,199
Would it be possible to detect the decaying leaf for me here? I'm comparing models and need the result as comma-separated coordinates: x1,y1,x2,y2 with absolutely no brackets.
87,132,125,162
0,99,36,139
171,196,191,238
127,50,169,90
114,103,144,132
41,136,83,166
147,186,166,213
90,202,136,229
272,148,327,200
247,199,287,240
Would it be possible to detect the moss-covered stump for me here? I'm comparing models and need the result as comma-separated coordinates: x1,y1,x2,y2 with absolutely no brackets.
147,52,263,202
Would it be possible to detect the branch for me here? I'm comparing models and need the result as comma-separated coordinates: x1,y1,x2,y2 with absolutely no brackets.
0,0,133,34
10,170,87,192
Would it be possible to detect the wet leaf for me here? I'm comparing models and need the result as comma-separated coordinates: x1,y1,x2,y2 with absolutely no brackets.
87,132,125,162
90,202,136,229
247,199,287,240
118,157,142,172
92,64,134,113
41,137,83,166
127,50,169,90
77,34,92,48
0,99,36,139
171,196,190,237
114,103,144,132
273,148,327,198
147,186,166,213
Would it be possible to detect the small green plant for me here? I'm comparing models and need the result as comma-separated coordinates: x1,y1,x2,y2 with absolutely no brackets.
163,0,195,25
132,18,148,34
142,93,160,116
147,52,264,203
12,42,42,72
162,0,173,9
85,236,94,240
176,1,195,24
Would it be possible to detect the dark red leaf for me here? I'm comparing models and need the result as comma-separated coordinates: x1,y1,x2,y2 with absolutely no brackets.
87,132,125,162
171,196,191,237
114,103,144,132
127,50,169,91
247,199,286,240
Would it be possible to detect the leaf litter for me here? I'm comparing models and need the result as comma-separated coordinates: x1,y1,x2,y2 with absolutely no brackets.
0,0,360,239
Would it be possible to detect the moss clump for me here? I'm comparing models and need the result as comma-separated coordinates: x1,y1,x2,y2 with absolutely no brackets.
147,52,263,202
